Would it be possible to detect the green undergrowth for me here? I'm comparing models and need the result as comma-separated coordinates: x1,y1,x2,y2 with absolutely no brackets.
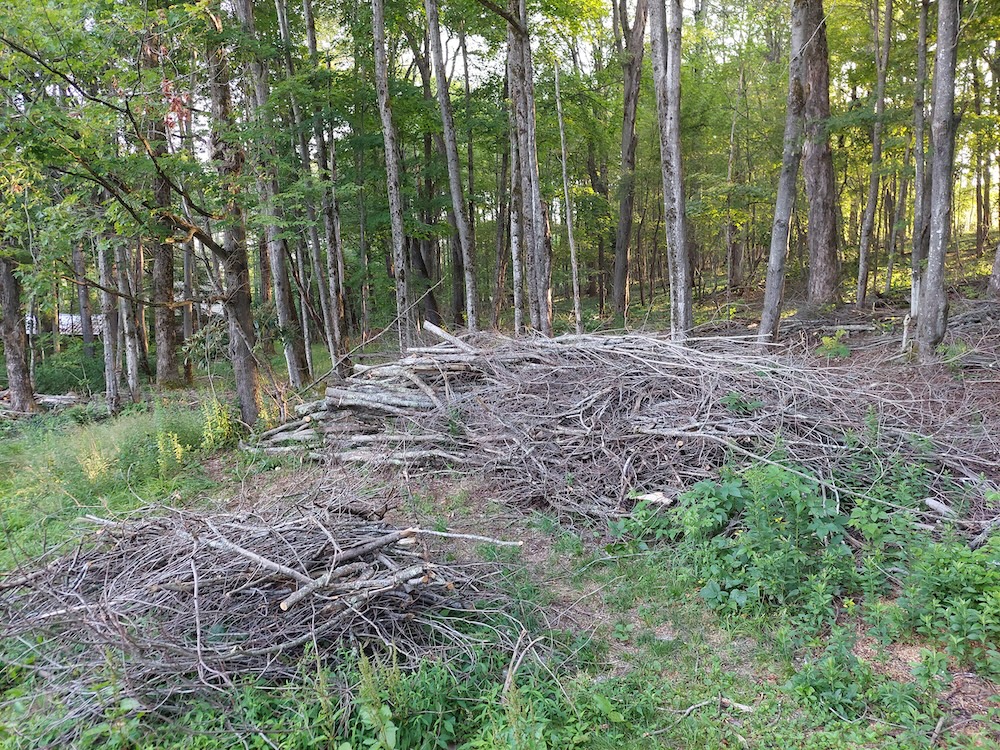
2,404,999,747
0,399,238,568
608,461,1000,684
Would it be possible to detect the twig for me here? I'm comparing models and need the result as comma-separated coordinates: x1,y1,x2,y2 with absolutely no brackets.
644,695,755,737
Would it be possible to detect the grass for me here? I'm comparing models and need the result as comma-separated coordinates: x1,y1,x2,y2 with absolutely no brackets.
0,401,219,569
3,332,1000,747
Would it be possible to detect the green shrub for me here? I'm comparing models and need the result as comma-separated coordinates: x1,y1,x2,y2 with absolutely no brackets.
786,629,873,719
672,465,853,619
897,536,1000,678
31,340,106,395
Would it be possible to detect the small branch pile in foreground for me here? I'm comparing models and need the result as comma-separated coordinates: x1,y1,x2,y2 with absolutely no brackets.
0,497,514,725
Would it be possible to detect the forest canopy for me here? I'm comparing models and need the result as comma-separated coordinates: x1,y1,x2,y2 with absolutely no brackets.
1,0,999,422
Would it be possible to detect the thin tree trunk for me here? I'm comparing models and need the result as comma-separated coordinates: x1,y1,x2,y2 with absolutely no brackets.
426,0,478,330
303,0,346,369
758,0,807,344
372,0,411,348
884,140,910,295
275,0,338,366
491,126,511,330
612,0,649,320
133,247,150,376
142,12,180,385
207,7,261,425
509,123,525,335
97,239,120,414
911,0,930,316
182,239,194,383
233,0,310,386
554,61,583,334
802,0,839,306
460,29,477,279
116,241,142,404
72,242,95,358
917,0,959,358
0,256,36,413
508,0,552,334
856,0,893,309
651,0,693,339
726,66,746,292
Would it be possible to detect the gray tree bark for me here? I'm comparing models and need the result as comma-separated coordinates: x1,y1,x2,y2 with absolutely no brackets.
275,0,339,365
72,242,95,358
116,241,142,404
917,0,959,358
0,256,36,413
372,0,412,347
555,61,583,335
302,0,346,369
910,0,930,317
233,0,310,386
96,239,120,414
140,10,180,386
758,0,807,344
855,0,893,309
611,0,648,321
802,0,839,307
207,7,261,425
425,0,478,330
651,0,692,339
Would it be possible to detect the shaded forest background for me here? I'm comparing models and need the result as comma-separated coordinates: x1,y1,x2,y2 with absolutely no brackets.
1,0,999,422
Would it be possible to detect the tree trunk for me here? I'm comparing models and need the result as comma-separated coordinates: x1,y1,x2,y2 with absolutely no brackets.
509,118,525,335
917,0,959,358
856,0,892,309
275,0,338,366
651,0,693,339
884,140,910,295
140,12,181,386
0,256,36,413
460,29,477,270
611,0,648,320
303,0,346,370
72,242,95,358
507,1,551,335
758,0,807,344
233,0,310,386
989,244,1000,297
802,0,839,307
116,241,142,404
491,116,511,330
426,0,478,331
554,61,583,334
910,0,930,317
726,66,746,292
96,239,120,414
371,0,412,348
182,239,194,383
207,6,261,425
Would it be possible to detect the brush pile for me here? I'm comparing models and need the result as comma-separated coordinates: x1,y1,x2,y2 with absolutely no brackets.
0,492,513,725
254,328,1000,523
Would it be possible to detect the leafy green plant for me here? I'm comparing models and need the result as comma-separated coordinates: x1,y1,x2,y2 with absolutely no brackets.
898,537,1000,678
675,466,853,618
786,629,872,718
815,330,851,360
201,398,240,450
720,391,764,415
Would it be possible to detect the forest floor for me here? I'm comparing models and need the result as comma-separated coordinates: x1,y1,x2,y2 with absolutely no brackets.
2,300,1000,748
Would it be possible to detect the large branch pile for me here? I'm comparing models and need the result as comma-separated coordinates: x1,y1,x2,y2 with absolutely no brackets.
255,330,1000,522
0,496,511,727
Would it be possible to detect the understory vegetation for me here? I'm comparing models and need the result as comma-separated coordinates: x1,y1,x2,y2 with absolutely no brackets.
1,376,997,749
